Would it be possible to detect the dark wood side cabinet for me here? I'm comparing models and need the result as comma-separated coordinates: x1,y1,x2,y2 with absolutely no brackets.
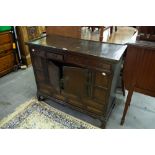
0,31,16,77
27,35,127,128
121,41,155,125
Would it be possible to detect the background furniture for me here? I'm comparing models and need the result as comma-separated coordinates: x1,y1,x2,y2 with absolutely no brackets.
16,26,45,66
137,26,155,41
86,26,115,42
27,34,127,128
0,31,17,77
46,26,115,42
121,41,155,125
46,26,81,39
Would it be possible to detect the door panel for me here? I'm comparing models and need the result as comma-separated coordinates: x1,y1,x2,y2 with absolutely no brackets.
32,51,61,96
62,66,88,98
62,66,88,108
33,55,43,71
48,60,60,93
93,87,107,103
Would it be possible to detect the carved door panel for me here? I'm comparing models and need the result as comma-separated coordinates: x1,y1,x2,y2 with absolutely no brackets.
31,53,50,95
31,54,43,71
31,49,60,96
36,60,60,96
48,61,60,93
82,71,109,116
62,66,88,108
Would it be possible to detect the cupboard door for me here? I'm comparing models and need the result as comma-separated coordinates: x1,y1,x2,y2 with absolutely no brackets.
31,49,61,96
62,66,88,108
31,49,45,71
47,60,60,93
81,71,109,115
33,55,43,71
36,60,60,96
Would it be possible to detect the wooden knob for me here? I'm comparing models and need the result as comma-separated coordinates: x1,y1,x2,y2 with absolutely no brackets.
102,72,106,76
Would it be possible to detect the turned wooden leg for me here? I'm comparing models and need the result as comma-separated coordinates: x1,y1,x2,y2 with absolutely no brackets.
37,92,45,101
110,26,113,34
120,89,133,125
100,121,106,129
92,27,95,31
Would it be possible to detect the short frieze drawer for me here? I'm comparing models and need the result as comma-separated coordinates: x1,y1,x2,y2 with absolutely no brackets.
46,52,64,61
64,54,111,72
31,48,45,58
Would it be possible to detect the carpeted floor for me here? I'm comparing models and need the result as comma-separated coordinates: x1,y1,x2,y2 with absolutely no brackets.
0,98,98,129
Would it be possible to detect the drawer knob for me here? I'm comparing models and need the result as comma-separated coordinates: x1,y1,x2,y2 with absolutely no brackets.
102,72,106,76
32,49,35,52
62,48,67,51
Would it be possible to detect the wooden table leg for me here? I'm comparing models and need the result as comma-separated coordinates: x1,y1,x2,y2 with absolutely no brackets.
115,26,117,32
120,88,133,125
110,26,113,34
99,27,104,42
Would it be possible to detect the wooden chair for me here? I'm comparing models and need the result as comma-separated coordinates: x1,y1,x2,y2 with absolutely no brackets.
88,26,116,42
137,26,155,41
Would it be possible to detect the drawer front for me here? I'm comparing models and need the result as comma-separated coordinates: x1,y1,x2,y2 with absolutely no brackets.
0,50,13,58
94,72,111,88
47,52,63,61
31,48,45,58
0,43,12,53
0,53,15,72
65,54,111,72
0,33,12,45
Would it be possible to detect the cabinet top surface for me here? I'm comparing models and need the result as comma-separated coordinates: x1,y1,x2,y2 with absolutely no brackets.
27,35,127,62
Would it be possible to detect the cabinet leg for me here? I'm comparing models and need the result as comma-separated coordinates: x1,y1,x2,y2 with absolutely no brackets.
120,89,133,125
37,93,45,101
100,119,106,129
100,123,106,129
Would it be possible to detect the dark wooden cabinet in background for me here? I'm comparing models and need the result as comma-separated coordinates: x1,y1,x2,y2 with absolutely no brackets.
0,31,16,77
27,35,127,128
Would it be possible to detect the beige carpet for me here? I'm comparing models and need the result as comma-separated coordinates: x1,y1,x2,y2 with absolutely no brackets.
0,98,98,129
